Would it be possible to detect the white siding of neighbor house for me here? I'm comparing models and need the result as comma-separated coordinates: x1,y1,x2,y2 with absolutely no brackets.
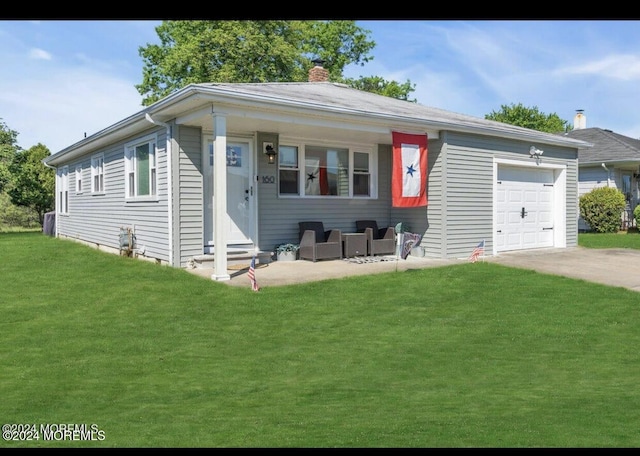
56,127,170,262
174,126,204,267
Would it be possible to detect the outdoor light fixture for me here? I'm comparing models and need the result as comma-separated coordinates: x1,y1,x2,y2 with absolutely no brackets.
529,146,544,157
529,145,544,163
263,142,277,165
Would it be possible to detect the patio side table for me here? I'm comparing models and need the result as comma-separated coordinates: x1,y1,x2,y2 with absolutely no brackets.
342,233,366,258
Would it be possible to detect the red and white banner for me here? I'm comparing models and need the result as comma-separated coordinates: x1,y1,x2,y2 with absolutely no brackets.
392,131,428,207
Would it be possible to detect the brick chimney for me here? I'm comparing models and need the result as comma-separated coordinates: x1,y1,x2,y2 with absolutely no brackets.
574,109,586,130
308,59,329,82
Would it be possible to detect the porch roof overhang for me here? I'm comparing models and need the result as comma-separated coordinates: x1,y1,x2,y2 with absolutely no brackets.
44,82,592,167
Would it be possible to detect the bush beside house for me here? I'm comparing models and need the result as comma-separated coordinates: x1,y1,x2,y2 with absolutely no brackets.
579,187,627,233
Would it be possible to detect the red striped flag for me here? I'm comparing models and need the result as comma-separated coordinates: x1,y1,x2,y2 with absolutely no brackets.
248,256,260,291
468,240,485,263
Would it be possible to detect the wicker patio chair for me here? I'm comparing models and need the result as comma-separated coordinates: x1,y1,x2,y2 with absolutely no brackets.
355,220,396,256
298,221,342,262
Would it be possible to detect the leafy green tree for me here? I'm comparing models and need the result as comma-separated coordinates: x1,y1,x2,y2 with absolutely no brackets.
485,103,571,133
343,76,416,101
0,118,20,193
8,143,55,226
136,20,415,105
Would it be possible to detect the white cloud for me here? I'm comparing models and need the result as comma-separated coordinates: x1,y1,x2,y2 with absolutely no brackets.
555,54,640,81
0,66,143,152
29,48,52,60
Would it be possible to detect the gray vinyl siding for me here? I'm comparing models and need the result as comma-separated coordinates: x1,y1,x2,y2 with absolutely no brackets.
391,137,443,258
252,128,582,260
56,127,170,261
256,138,395,252
414,131,579,259
175,126,204,267
566,158,579,245
444,133,499,259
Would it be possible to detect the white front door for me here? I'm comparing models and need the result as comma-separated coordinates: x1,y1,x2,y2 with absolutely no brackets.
496,166,555,252
203,137,255,248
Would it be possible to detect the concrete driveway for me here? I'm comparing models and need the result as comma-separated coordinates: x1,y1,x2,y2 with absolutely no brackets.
486,247,640,292
187,247,640,292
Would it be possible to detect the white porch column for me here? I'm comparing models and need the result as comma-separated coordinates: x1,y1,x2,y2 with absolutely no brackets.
211,111,230,281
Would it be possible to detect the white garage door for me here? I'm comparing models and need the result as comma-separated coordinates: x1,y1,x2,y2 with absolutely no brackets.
496,166,555,252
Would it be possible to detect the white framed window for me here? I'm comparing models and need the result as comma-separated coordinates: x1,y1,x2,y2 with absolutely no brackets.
353,151,370,197
75,165,83,194
278,140,376,198
278,145,300,195
58,166,69,214
125,134,157,199
91,154,104,193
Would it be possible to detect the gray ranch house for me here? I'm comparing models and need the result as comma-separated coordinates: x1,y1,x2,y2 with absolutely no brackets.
563,110,640,231
43,63,590,280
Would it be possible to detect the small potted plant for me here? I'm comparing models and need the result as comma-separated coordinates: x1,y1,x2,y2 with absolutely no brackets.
276,243,299,261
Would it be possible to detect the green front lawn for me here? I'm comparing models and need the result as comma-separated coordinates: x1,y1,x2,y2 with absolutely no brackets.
1,232,639,447
579,229,640,249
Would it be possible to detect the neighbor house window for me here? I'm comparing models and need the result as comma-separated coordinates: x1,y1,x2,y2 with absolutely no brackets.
58,166,69,214
75,165,83,194
125,134,157,198
91,154,104,193
278,141,375,198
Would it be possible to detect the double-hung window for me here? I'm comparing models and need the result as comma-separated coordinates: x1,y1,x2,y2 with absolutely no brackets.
352,152,370,196
75,165,83,194
278,141,375,198
91,154,104,193
125,134,157,199
58,166,69,214
278,145,300,195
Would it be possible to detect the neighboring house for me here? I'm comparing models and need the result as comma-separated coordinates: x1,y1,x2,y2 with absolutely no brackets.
43,62,590,280
563,110,640,231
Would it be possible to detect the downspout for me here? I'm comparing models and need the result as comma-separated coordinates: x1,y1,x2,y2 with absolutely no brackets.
43,160,58,237
145,113,174,266
601,163,610,187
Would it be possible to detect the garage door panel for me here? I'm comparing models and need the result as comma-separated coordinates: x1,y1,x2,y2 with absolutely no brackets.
496,166,556,252
539,230,554,244
508,190,523,202
538,211,552,224
522,232,538,247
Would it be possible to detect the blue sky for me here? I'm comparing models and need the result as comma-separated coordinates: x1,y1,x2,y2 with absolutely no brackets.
1,20,640,153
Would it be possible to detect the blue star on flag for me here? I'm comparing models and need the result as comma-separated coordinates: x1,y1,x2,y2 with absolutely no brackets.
307,172,317,182
405,164,417,177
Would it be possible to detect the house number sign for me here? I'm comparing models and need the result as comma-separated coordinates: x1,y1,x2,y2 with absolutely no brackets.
261,175,275,184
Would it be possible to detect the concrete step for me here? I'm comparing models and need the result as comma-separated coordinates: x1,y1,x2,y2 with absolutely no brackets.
192,250,273,269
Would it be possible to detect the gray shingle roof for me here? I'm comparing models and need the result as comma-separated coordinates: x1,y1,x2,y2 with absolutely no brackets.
195,82,589,147
45,81,590,165
563,127,640,164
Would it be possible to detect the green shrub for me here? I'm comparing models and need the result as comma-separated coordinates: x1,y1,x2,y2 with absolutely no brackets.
579,186,626,233
0,192,39,229
635,205,640,228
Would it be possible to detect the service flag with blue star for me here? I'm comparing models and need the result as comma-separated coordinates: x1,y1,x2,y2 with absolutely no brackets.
392,131,428,207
